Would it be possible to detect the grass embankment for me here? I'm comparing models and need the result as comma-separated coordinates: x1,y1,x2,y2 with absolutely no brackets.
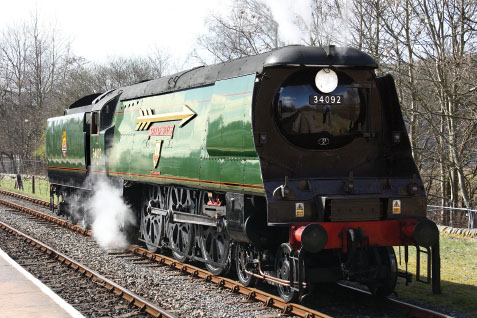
394,234,477,317
0,175,50,202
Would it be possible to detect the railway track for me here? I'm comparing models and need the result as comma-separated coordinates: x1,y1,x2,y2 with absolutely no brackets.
0,189,454,318
0,220,174,318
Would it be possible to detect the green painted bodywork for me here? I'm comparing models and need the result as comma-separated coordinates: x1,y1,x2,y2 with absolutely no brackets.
106,74,263,194
46,74,264,194
90,130,106,172
46,113,87,174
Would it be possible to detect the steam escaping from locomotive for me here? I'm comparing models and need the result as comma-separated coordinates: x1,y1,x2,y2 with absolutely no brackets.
86,177,135,250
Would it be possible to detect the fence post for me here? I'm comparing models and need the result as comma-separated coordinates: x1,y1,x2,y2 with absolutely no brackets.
15,174,24,191
470,210,475,230
32,175,35,194
468,208,471,230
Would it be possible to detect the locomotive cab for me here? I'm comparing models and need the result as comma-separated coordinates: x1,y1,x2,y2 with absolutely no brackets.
87,92,120,174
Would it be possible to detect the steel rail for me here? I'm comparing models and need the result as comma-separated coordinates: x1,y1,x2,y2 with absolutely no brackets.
0,189,453,318
0,220,175,318
0,198,92,236
0,189,53,208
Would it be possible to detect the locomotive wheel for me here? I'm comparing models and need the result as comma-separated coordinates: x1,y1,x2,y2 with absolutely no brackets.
367,247,398,297
167,187,195,262
235,243,256,287
140,186,167,253
275,243,299,303
199,225,232,275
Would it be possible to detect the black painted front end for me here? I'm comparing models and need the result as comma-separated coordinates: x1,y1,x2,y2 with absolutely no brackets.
252,54,427,226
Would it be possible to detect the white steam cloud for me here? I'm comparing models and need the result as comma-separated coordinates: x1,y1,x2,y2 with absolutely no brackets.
86,177,136,250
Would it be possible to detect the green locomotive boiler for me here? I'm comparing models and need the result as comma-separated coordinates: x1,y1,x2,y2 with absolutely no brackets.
46,46,440,301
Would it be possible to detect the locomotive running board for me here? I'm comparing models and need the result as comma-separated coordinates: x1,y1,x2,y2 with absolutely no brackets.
150,207,217,227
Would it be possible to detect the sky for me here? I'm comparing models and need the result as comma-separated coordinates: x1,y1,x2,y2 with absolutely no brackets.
0,0,313,67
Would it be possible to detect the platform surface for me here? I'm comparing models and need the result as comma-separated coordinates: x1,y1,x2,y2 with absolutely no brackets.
0,248,84,318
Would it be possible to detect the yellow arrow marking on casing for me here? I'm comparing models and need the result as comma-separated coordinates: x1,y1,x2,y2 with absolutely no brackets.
135,105,196,131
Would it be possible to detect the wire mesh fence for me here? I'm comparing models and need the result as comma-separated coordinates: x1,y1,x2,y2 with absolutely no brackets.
0,157,47,176
0,157,49,201
427,205,475,229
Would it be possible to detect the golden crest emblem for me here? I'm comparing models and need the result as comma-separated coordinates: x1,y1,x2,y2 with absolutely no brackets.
153,140,163,168
62,131,67,157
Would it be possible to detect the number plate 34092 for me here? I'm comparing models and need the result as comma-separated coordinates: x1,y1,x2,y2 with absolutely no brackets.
309,94,343,105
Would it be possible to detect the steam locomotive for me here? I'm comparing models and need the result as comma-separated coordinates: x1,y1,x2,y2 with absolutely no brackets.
46,45,440,302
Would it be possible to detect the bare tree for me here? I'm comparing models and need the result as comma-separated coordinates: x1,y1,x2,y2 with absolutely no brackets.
58,50,171,101
194,0,282,63
93,53,171,90
361,0,477,222
0,12,74,165
295,0,347,47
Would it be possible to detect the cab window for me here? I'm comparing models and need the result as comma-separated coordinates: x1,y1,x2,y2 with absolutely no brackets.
101,96,118,129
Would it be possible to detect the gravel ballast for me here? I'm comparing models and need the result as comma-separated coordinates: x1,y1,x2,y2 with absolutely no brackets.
0,196,285,318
